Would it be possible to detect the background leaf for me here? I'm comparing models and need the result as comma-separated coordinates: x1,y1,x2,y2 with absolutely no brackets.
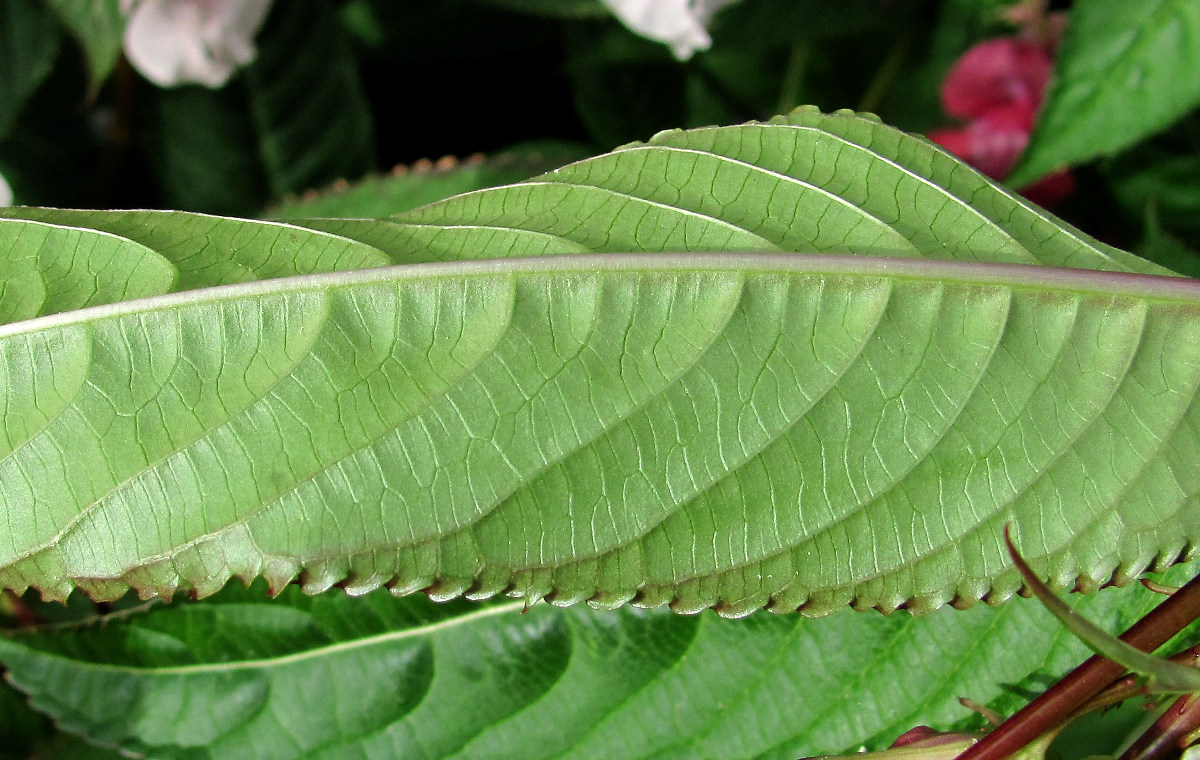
0,0,60,139
268,140,592,220
2,562,1197,759
245,0,376,197
1011,0,1200,186
44,0,124,92
148,85,271,217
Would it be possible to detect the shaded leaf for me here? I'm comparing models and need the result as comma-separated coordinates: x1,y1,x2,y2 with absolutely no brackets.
269,141,592,220
148,85,270,217
470,0,609,18
1,565,1197,760
0,0,61,139
0,676,51,759
245,0,375,197
1011,0,1200,186
44,0,124,91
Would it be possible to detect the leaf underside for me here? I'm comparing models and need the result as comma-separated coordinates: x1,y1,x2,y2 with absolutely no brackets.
0,107,1196,617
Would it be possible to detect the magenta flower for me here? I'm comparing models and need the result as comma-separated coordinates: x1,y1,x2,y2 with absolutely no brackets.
928,37,1073,206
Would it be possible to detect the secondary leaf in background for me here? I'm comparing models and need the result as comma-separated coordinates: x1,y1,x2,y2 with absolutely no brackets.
148,85,271,217
269,140,592,219
0,671,50,760
1136,201,1200,279
470,0,609,18
1108,115,1200,252
0,0,61,138
44,0,124,93
2,563,1197,759
245,0,376,197
1011,0,1200,186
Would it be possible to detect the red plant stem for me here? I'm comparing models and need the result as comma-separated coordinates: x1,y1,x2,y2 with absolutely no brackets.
955,571,1200,760
1117,694,1200,760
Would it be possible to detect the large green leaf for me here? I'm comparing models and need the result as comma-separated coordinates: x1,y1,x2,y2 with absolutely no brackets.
1010,0,1200,186
1,564,1196,760
0,107,1194,613
0,106,1162,322
0,252,1198,614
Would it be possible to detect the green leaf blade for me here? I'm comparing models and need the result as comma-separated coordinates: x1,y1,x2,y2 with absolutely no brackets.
44,0,124,91
0,0,61,139
1011,0,1200,186
1,255,1198,614
2,567,1197,759
0,106,1172,326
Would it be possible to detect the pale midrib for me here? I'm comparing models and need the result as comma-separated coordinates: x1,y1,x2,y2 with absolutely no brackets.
3,600,527,676
3,254,1199,343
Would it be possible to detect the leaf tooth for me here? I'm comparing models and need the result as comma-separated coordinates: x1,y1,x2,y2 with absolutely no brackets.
713,592,770,619
584,588,636,611
297,560,344,595
261,557,299,596
423,575,474,603
341,573,388,597
765,585,810,614
385,574,434,598
630,585,675,610
504,568,553,608
797,587,856,618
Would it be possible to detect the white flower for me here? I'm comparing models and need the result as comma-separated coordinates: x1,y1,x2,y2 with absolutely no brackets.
121,0,273,87
601,0,741,60
0,172,11,207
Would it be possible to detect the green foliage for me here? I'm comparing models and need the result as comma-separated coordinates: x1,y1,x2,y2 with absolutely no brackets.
269,141,593,220
245,0,376,197
44,0,124,91
0,0,60,138
2,564,1196,759
3,1,1200,757
0,108,1196,619
1012,0,1200,185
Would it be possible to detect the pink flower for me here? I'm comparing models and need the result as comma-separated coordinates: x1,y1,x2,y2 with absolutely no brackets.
928,37,1073,205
